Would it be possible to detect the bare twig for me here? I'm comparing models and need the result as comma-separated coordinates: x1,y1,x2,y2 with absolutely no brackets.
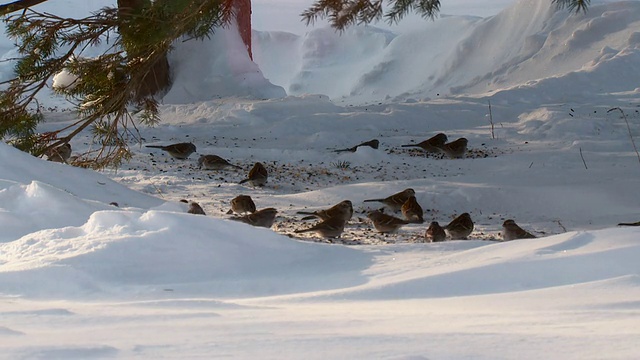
608,107,640,166
579,147,588,169
488,100,495,139
555,220,567,232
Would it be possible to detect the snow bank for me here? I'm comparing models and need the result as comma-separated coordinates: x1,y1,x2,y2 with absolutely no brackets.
163,21,286,103
253,0,640,103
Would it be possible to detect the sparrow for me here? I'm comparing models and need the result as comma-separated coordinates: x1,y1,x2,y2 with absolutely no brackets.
364,188,415,212
231,208,277,228
401,196,424,223
46,143,72,163
617,221,640,226
502,219,536,241
425,221,447,242
294,216,347,238
146,142,196,159
367,210,409,233
239,162,268,186
444,212,474,240
180,199,206,215
226,195,256,215
198,154,242,170
334,139,380,153
401,133,447,153
297,200,353,222
436,138,468,159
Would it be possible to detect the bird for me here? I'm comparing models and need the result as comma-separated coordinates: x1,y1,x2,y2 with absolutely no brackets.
367,210,409,233
444,212,474,240
297,200,353,222
231,208,278,228
618,221,640,226
294,216,347,238
502,219,536,241
239,162,268,186
425,221,447,242
334,139,380,153
226,195,256,215
401,133,447,153
46,143,72,163
146,142,196,159
198,154,242,170
436,137,468,159
363,188,415,212
401,196,424,223
180,199,206,215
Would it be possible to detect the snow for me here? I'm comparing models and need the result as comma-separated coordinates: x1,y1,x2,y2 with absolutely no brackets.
1,0,640,358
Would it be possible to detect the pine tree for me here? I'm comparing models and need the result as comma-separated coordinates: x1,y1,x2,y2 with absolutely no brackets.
0,0,236,167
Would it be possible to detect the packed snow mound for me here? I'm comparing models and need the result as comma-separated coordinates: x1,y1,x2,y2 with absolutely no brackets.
253,0,640,103
319,228,640,300
0,143,163,211
163,21,286,103
0,207,372,299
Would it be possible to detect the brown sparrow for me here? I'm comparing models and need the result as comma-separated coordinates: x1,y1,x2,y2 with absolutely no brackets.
294,216,347,238
297,200,353,222
231,208,277,228
425,221,446,242
226,195,256,215
46,143,72,163
180,199,206,215
502,219,536,241
444,212,474,239
401,133,447,153
198,155,242,170
334,139,380,153
437,138,468,159
364,188,415,212
146,142,196,159
401,196,424,223
367,210,409,233
239,162,268,186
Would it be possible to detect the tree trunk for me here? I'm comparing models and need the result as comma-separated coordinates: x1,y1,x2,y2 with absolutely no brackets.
116,0,252,99
117,0,170,100
233,0,253,60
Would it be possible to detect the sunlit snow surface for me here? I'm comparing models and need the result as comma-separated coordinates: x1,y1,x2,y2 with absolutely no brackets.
1,0,640,358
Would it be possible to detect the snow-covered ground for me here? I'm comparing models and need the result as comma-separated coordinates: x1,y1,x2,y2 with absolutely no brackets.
1,0,640,358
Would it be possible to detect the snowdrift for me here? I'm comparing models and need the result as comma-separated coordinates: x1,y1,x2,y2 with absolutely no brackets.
253,0,640,103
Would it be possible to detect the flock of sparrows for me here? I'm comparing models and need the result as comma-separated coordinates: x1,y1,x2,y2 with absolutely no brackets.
145,142,270,187
400,133,469,158
143,140,538,242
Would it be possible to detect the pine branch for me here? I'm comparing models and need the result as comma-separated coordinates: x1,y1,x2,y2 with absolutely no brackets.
552,0,590,13
0,0,48,16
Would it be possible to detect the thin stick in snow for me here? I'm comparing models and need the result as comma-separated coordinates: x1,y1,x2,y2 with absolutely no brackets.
488,100,495,139
579,147,588,170
608,107,640,166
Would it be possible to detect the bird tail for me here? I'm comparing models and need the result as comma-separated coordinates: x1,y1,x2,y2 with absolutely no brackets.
296,211,318,221
145,145,164,149
363,199,384,203
333,147,356,153
293,228,313,234
238,178,249,184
